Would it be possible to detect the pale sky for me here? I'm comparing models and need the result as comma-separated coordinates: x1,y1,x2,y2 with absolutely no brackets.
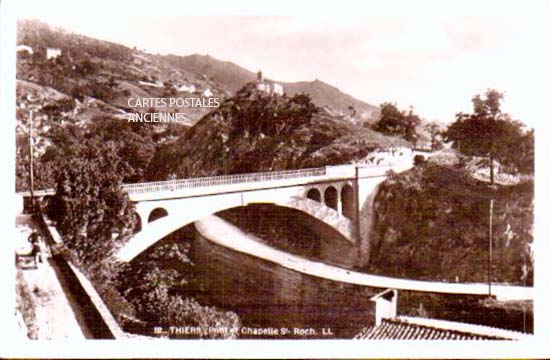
12,0,550,128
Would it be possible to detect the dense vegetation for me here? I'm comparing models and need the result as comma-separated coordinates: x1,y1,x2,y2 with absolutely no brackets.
42,124,240,338
366,162,533,285
117,229,241,338
372,102,421,145
146,85,407,180
18,117,168,191
443,89,534,177
44,132,138,321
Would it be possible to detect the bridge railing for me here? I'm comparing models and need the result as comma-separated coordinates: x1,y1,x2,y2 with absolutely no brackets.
122,167,327,194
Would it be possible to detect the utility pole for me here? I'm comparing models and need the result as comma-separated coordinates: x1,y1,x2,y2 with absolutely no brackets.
354,166,362,262
489,152,495,185
29,110,35,213
488,198,494,296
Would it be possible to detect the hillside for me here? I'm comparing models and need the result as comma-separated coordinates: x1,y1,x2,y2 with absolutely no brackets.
164,53,257,93
16,20,232,126
15,19,409,191
17,19,381,127
283,79,380,123
365,161,533,285
165,53,380,123
146,84,408,180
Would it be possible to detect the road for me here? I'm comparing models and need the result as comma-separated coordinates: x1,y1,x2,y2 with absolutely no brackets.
194,215,533,301
15,215,92,340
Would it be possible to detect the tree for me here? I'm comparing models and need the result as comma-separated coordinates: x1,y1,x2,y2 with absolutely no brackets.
87,118,157,183
44,135,140,320
373,102,405,136
347,104,356,123
443,89,533,183
373,103,420,144
424,122,442,151
117,238,241,338
403,106,421,145
47,137,136,265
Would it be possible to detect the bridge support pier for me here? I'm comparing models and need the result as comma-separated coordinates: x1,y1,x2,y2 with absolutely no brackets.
134,207,148,232
336,196,343,216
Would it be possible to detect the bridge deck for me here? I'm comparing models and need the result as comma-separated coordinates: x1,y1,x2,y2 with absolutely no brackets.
123,167,327,194
18,163,400,200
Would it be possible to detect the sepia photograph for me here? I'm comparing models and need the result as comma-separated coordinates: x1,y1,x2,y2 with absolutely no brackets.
1,0,549,358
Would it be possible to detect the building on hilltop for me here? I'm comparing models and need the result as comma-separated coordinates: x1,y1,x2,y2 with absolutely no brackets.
46,48,62,60
255,70,284,96
272,83,284,96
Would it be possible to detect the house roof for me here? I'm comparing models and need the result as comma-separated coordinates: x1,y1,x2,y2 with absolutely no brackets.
354,319,510,340
370,288,396,301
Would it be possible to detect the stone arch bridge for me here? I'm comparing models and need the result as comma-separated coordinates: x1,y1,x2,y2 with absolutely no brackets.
117,163,413,266
21,162,415,267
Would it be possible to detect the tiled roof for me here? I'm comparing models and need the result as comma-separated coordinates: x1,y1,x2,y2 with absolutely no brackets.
354,319,509,340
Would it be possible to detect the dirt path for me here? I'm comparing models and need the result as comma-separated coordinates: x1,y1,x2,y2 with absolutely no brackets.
15,215,88,340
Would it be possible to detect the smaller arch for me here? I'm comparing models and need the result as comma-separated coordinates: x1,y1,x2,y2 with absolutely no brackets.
341,184,355,220
306,188,321,202
133,212,142,232
43,195,54,205
40,195,54,214
148,207,168,223
324,186,338,211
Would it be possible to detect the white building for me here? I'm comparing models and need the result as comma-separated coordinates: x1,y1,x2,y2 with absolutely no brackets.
177,84,196,93
256,82,271,93
16,44,33,55
272,83,284,96
46,48,62,60
370,289,398,326
255,70,284,96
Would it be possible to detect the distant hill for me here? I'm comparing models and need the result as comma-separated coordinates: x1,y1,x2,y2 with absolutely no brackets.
15,19,407,190
164,54,257,92
283,79,380,123
17,19,381,129
165,53,380,123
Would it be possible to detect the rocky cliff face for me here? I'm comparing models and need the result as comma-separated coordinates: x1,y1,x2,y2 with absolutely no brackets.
365,162,533,285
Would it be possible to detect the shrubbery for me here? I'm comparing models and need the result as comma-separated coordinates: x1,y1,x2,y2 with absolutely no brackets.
118,234,241,338
230,90,317,138
366,163,533,285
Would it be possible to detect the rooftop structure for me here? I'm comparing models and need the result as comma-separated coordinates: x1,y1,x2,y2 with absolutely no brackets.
356,318,508,340
255,70,283,96
354,288,532,340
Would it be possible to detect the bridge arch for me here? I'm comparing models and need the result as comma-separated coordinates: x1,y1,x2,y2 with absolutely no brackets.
341,184,355,219
134,213,142,232
306,188,322,202
117,195,355,262
148,207,168,223
43,195,54,206
324,186,338,210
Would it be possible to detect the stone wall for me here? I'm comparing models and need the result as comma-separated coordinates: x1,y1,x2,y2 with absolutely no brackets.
191,231,377,338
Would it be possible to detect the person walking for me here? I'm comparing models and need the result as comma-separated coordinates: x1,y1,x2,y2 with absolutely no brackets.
28,231,43,266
